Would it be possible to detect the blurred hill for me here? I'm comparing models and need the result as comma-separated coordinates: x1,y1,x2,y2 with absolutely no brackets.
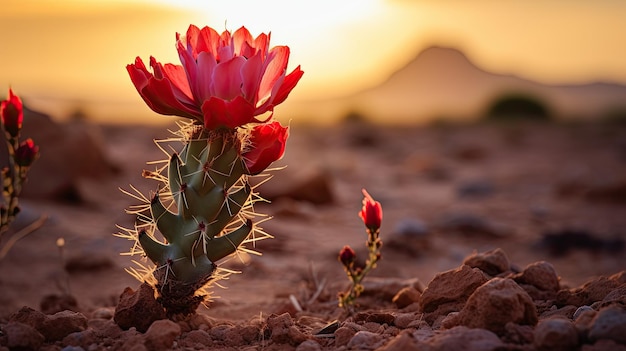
291,46,626,124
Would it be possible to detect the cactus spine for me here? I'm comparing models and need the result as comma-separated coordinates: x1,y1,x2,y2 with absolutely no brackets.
119,124,269,317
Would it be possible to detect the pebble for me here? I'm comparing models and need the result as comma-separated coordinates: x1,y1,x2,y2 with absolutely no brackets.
533,318,579,351
588,305,626,344
144,319,181,351
3,321,45,350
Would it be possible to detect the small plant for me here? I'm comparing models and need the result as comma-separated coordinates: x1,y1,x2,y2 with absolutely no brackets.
0,88,39,240
338,188,383,310
116,24,303,318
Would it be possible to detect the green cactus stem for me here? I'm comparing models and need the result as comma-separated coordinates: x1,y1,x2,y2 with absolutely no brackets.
120,125,268,317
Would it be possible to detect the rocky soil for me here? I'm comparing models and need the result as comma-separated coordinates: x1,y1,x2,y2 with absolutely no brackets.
0,112,625,350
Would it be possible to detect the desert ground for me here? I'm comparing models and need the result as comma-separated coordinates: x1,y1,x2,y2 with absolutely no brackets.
0,110,625,350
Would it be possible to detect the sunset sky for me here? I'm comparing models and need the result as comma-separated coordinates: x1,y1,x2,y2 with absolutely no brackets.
1,0,625,124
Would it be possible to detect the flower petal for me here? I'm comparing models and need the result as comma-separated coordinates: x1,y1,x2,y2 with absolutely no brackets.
212,56,246,101
201,95,255,130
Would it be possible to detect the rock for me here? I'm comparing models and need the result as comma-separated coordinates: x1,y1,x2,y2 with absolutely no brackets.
538,229,625,257
266,312,308,346
513,261,560,292
599,285,626,308
376,330,420,351
8,306,87,342
588,305,626,344
144,319,181,351
462,248,510,276
91,307,115,320
62,329,97,349
582,339,626,351
114,283,166,333
533,318,579,351
443,277,537,336
354,312,395,325
2,321,45,350
334,324,361,347
347,331,383,349
419,265,488,323
296,339,322,351
393,312,422,329
41,310,88,342
361,277,423,302
392,287,421,309
179,329,212,348
574,306,595,320
557,271,625,307
424,326,503,351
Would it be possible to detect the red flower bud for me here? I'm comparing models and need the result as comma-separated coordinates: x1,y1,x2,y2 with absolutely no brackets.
358,188,382,231
15,138,39,167
1,88,23,138
243,121,288,175
338,245,356,266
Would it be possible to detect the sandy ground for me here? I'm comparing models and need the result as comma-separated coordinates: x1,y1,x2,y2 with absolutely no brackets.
0,119,624,325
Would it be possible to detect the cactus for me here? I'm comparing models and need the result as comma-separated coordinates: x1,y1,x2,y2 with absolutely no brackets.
118,24,302,318
118,124,274,317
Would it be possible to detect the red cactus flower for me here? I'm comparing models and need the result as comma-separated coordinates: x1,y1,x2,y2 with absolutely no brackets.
338,245,356,266
15,138,39,167
127,25,303,130
358,189,382,231
243,121,288,175
1,88,23,138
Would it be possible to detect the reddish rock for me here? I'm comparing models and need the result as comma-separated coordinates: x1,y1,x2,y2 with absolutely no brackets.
443,277,537,336
2,321,45,350
144,319,181,351
462,248,510,276
392,287,421,309
513,261,560,292
588,305,626,345
179,329,213,348
422,326,504,351
557,271,626,307
347,331,384,349
419,265,488,323
534,318,579,351
114,283,166,333
376,330,421,351
267,312,308,346
41,310,88,341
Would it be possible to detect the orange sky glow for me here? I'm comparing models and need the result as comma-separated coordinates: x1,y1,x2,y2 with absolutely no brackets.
1,0,625,124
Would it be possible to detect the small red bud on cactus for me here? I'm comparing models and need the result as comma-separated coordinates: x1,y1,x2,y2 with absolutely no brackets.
0,88,23,139
15,138,39,167
243,121,289,175
339,245,356,266
358,188,382,231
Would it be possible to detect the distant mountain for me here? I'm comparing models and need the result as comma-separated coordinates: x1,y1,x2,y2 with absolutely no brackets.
292,46,626,124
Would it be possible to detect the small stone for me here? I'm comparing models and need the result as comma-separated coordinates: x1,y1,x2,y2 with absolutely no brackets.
427,326,503,351
420,265,488,323
443,277,537,336
557,271,625,306
267,312,307,346
514,261,560,292
3,321,45,350
393,287,421,309
295,339,322,351
574,306,594,320
354,312,395,325
179,329,212,348
588,305,626,344
91,307,115,320
334,326,358,347
347,331,383,350
114,283,166,333
376,330,420,351
582,339,626,351
144,319,181,351
463,248,510,276
534,318,579,351
41,310,88,341
393,313,421,329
